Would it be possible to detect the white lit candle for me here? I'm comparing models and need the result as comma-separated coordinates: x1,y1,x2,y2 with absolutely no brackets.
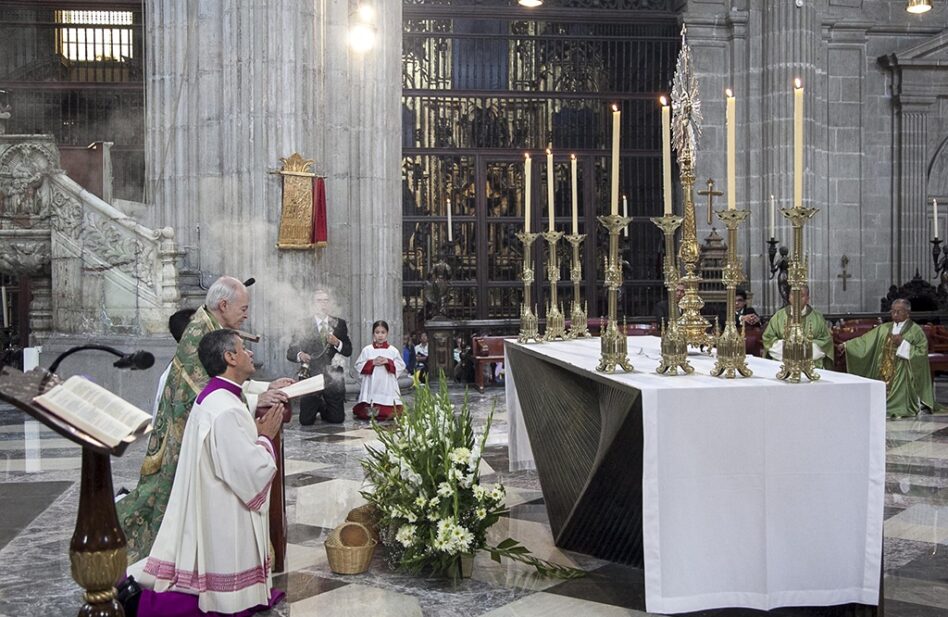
1,286,7,329
623,195,629,237
611,105,620,216
769,194,776,239
524,154,532,233
661,97,672,215
446,198,453,242
570,154,578,235
726,88,736,210
794,79,804,209
934,198,939,240
547,146,555,232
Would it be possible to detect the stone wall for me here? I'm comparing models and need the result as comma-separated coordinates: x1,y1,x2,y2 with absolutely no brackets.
145,0,404,376
680,0,946,314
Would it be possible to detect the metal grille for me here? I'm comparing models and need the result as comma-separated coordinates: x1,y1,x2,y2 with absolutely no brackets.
0,3,144,200
402,3,678,323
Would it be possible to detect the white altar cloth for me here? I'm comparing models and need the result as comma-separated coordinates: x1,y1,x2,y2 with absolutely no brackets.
504,336,885,614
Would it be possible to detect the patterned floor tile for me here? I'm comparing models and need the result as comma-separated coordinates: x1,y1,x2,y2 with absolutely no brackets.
478,591,648,616
288,582,424,616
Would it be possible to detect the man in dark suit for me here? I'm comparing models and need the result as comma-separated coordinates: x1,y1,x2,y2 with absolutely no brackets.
654,282,685,326
734,288,760,328
286,289,352,424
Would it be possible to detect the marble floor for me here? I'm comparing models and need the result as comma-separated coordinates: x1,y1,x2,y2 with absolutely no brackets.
1,382,948,617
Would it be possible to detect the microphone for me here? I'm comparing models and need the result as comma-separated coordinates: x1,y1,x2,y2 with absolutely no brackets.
113,350,156,371
243,277,255,287
48,345,156,375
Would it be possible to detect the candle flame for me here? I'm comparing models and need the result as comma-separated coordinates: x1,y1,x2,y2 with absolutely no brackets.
546,147,551,155
794,78,802,89
570,153,576,160
524,153,530,160
659,96,668,106
612,104,618,112
725,88,733,98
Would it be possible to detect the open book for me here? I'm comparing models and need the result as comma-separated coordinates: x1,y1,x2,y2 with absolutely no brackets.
33,376,152,449
278,374,325,399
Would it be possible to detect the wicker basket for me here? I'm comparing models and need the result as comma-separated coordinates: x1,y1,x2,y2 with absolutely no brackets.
346,503,381,543
325,521,377,575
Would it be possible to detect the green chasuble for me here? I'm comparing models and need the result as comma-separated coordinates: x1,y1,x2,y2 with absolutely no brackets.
762,305,834,370
116,305,220,563
844,320,934,418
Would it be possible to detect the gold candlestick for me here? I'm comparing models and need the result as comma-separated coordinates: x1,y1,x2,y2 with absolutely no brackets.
651,214,693,375
542,230,567,341
517,231,542,343
775,205,820,382
710,209,752,378
677,153,714,349
565,233,590,339
596,214,634,373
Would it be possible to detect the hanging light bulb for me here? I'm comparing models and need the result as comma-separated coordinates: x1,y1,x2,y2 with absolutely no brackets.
348,3,377,53
906,0,932,13
519,0,543,6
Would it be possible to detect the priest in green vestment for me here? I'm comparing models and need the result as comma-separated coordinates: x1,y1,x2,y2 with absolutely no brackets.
762,285,834,370
841,298,934,418
117,276,289,562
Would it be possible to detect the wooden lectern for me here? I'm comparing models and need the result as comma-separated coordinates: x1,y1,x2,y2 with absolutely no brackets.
0,366,146,617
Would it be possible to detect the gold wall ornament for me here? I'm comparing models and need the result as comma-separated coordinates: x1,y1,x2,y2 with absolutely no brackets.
517,231,542,343
596,214,634,373
652,214,693,375
272,153,322,250
565,233,590,339
710,209,752,378
775,205,821,383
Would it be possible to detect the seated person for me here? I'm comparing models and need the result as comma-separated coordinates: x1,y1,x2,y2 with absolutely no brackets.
402,333,417,375
734,288,760,328
762,284,834,369
654,283,685,326
839,298,934,418
453,336,474,383
354,320,406,421
414,331,429,379
131,329,285,616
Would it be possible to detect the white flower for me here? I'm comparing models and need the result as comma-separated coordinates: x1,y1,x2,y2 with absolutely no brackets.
459,473,475,489
437,482,454,498
467,443,482,471
475,507,487,520
395,525,417,547
449,447,471,466
428,496,440,507
414,496,428,508
472,485,488,501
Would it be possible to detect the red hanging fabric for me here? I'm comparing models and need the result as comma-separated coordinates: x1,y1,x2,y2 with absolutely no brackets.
312,177,328,247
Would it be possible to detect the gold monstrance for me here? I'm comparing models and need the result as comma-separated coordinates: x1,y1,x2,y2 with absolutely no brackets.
670,26,713,349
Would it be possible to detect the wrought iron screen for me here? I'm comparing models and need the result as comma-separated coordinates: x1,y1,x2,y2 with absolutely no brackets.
0,3,144,201
402,0,678,327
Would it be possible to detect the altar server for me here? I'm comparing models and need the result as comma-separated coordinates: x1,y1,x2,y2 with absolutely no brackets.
353,320,405,421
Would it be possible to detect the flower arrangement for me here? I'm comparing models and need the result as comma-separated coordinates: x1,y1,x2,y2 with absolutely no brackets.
361,381,582,579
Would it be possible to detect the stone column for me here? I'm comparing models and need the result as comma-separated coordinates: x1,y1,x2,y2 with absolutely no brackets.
145,0,403,374
895,100,933,284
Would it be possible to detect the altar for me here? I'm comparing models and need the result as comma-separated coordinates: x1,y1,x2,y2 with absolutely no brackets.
504,336,885,614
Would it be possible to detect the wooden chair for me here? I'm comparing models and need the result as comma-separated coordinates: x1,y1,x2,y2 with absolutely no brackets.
472,335,506,393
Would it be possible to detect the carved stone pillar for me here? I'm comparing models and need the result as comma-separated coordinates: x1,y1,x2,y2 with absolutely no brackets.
145,0,403,371
895,100,933,283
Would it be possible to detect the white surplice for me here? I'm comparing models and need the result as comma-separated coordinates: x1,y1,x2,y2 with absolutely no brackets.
354,343,405,407
137,381,277,614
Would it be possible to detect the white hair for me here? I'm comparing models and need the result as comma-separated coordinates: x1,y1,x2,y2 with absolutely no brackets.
205,276,245,311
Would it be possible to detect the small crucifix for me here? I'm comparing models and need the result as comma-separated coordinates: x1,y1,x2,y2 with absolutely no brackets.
837,254,852,291
697,178,724,225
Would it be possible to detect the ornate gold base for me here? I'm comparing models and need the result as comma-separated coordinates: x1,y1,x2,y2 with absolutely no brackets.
596,319,634,373
544,304,567,341
678,271,714,348
775,324,821,383
518,306,542,344
567,302,591,339
656,320,694,375
710,324,753,378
